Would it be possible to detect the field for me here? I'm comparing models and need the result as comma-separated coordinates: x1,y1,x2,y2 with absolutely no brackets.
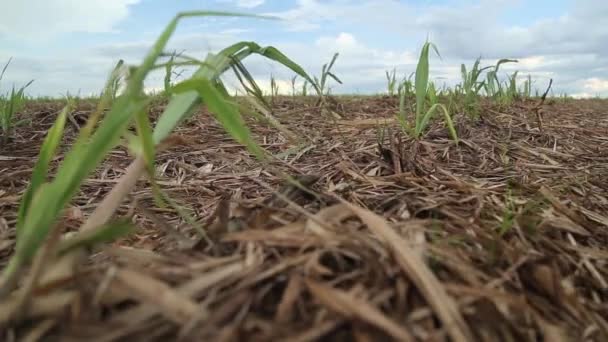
0,10,608,342
1,93,607,341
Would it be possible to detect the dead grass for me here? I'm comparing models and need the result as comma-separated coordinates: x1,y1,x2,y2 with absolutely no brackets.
1,95,607,341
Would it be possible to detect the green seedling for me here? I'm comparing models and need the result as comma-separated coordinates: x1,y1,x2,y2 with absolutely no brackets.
397,41,458,143
504,70,519,104
386,68,398,96
163,50,181,94
311,52,342,105
290,75,297,96
460,57,493,118
484,58,518,98
0,58,34,143
398,72,414,99
521,74,532,99
270,73,279,99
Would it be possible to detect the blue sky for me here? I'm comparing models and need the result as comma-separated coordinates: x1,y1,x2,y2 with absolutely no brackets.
0,0,607,98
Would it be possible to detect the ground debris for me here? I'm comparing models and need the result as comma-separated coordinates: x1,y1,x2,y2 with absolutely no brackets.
0,96,607,341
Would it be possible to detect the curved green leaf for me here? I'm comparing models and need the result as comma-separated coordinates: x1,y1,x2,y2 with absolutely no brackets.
16,101,72,235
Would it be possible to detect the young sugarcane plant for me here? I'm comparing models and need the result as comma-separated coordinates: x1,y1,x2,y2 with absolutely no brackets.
162,50,187,94
0,10,317,299
397,72,414,99
521,74,533,99
270,73,279,104
397,41,458,143
0,58,34,143
484,58,518,98
504,70,519,104
460,57,492,118
301,80,308,96
290,75,298,96
311,52,342,107
386,68,398,96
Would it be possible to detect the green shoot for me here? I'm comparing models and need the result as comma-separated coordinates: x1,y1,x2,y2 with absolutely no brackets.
0,58,34,143
505,70,519,104
398,72,414,99
290,75,297,96
427,81,438,106
484,58,518,98
270,73,279,100
521,74,532,99
163,51,179,94
311,52,342,105
231,57,271,110
460,57,492,118
398,41,458,143
386,68,397,96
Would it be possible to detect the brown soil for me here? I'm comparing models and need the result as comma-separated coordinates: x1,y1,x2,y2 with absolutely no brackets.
1,96,607,341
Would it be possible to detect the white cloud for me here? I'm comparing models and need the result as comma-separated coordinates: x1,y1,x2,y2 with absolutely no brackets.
516,56,546,69
583,78,608,92
236,0,265,8
316,32,357,50
265,0,340,32
2,0,608,98
215,0,266,9
0,0,139,40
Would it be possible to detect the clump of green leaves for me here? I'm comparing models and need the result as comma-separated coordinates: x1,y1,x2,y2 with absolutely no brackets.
398,72,414,99
521,74,533,99
460,57,492,118
0,58,34,143
107,59,126,100
290,75,298,96
270,73,279,99
301,79,309,96
162,50,183,94
311,52,342,104
483,58,518,101
503,70,520,104
386,68,398,96
397,42,458,143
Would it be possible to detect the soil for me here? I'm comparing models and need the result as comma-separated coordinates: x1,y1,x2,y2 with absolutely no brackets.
1,95,607,341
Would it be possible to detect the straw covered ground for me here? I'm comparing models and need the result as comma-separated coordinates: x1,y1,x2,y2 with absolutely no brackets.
1,95,608,341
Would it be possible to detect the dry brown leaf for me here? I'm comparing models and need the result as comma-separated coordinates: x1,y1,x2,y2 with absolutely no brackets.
340,200,474,342
305,203,353,238
275,273,303,323
223,221,321,247
114,267,203,324
305,279,414,341
0,291,77,324
539,214,591,236
96,260,247,342
539,186,592,231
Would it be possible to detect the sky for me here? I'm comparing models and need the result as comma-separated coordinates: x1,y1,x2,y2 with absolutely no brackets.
0,0,607,98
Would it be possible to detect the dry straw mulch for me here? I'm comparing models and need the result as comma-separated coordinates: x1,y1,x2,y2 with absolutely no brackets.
1,96,607,341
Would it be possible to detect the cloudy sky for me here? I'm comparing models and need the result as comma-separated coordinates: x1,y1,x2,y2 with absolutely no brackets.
0,0,606,98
